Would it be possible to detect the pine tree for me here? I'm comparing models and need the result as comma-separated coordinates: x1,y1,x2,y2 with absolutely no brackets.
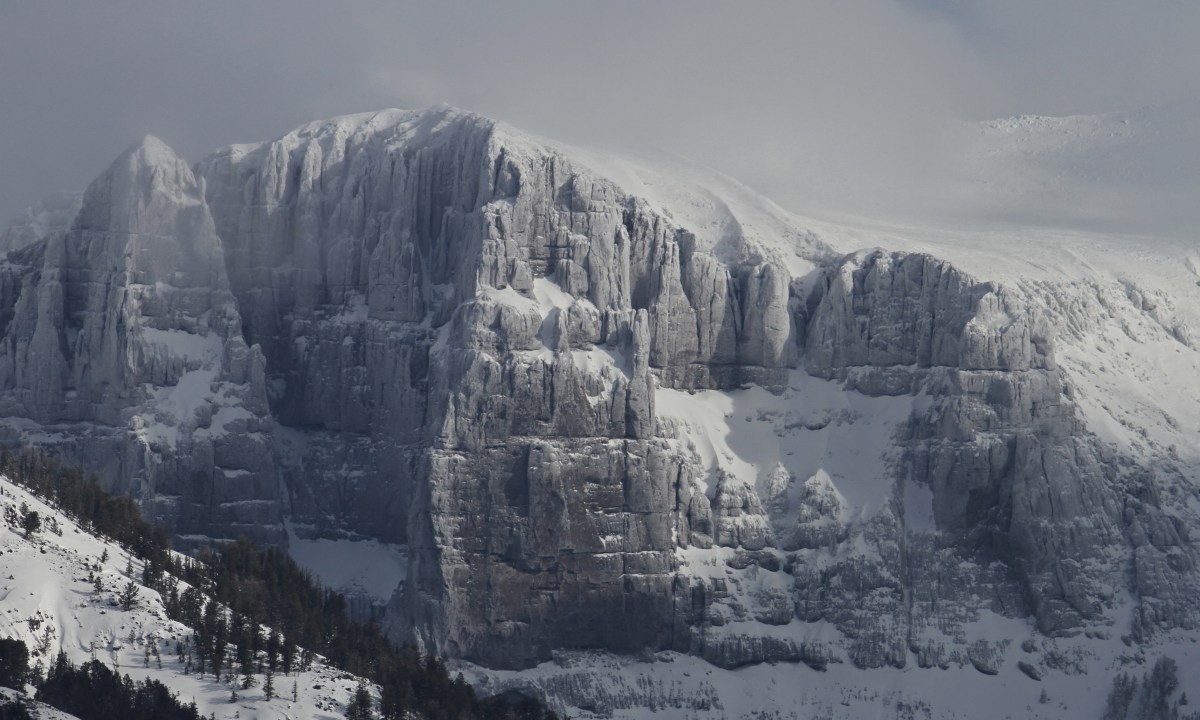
118,579,140,610
281,634,296,675
346,679,373,720
20,509,40,538
267,629,280,673
264,668,275,700
0,637,30,689
195,635,206,678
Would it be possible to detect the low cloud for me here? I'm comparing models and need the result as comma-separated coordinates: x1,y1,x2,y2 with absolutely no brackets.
2,1,1196,234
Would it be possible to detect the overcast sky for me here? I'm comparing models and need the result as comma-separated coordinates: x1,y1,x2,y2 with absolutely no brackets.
2,1,1198,230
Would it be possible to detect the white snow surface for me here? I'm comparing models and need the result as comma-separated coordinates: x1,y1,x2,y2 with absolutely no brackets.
942,100,1200,237
656,371,913,522
466,629,1200,720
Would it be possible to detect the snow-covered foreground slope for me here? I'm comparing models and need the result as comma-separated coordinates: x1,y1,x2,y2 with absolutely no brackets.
0,476,375,720
0,687,81,719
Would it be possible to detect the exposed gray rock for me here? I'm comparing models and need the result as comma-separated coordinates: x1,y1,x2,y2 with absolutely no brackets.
1018,659,1043,681
0,137,277,543
699,633,804,669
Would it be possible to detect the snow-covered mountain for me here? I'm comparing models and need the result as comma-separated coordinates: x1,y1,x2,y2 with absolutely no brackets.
0,106,1197,718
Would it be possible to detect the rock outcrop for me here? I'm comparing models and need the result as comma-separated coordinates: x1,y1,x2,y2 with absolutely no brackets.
0,137,277,543
190,109,817,665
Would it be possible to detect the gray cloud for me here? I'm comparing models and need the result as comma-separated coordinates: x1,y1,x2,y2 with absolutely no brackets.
2,1,1196,231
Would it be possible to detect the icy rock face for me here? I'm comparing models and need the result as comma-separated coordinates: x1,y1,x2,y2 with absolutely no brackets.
186,108,820,667
0,137,278,543
777,251,1119,667
774,249,1195,667
659,247,1196,678
806,251,1123,624
805,250,1052,375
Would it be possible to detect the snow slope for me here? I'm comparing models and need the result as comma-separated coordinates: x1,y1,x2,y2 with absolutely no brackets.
0,687,81,719
0,476,377,720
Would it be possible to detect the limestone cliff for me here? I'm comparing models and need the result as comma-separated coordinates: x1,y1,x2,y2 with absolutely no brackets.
0,137,277,543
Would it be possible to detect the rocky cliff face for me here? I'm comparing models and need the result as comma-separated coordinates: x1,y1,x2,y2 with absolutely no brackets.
190,109,823,667
0,137,277,543
1,108,1197,694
